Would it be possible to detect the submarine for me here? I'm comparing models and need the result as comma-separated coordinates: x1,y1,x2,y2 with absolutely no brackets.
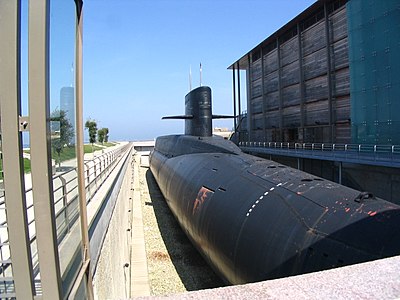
149,86,400,284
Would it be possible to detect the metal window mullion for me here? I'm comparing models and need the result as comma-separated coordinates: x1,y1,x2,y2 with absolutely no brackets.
232,64,237,132
28,0,62,299
261,47,266,141
246,55,251,141
72,5,94,299
277,38,283,140
237,61,241,137
0,1,35,299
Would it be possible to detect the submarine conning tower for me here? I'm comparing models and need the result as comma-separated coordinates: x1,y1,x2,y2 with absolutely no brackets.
162,86,232,137
185,86,212,137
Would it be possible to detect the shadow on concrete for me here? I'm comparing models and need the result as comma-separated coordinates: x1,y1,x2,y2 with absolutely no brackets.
145,168,224,291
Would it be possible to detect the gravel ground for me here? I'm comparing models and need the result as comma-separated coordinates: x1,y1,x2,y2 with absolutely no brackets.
137,154,224,296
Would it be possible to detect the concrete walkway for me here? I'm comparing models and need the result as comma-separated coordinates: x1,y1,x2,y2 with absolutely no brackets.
130,152,151,296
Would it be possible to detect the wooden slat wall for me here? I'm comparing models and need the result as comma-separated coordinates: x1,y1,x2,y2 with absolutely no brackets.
280,36,298,66
330,6,350,142
265,91,279,111
334,95,351,121
282,84,301,106
253,113,264,130
281,61,300,86
305,76,328,102
305,100,329,126
248,2,350,143
329,6,347,42
302,20,326,56
334,67,350,96
251,77,262,98
265,110,280,128
303,48,327,80
283,105,301,127
263,49,278,74
251,96,263,114
264,71,279,93
331,37,348,70
251,59,262,81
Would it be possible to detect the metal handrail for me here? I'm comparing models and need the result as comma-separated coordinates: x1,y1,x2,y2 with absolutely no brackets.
240,141,400,153
0,143,131,279
239,141,400,162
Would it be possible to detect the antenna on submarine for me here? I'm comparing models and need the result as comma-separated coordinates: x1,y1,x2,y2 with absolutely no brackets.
200,62,202,87
189,65,192,91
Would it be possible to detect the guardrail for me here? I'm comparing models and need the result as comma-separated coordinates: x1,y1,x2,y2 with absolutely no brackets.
57,143,131,242
0,143,132,285
239,142,400,165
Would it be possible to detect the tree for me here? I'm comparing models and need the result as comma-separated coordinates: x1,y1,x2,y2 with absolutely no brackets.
50,109,74,167
104,128,109,143
97,127,109,144
85,119,97,144
98,128,105,144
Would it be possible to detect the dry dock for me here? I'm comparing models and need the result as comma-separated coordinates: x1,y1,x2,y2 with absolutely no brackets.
131,151,223,297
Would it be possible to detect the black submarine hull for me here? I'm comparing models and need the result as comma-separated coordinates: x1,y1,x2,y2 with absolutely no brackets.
150,86,400,284
150,135,400,284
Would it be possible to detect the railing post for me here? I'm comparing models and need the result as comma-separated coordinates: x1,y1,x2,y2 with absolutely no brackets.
85,162,90,186
94,160,97,190
59,176,69,233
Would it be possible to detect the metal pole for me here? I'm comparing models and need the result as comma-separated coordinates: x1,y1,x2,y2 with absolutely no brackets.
237,61,242,142
0,1,35,298
72,3,94,298
261,46,266,141
237,62,241,122
246,55,251,141
277,37,283,141
28,0,62,298
233,64,237,133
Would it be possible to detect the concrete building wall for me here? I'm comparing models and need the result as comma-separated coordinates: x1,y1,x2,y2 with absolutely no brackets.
261,153,398,203
92,155,133,299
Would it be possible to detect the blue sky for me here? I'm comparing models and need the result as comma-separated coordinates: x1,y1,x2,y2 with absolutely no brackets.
83,0,316,141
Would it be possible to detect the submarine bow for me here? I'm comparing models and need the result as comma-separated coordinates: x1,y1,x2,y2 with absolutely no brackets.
149,86,400,284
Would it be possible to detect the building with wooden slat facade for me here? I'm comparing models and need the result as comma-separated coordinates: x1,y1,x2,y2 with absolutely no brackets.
230,0,400,145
